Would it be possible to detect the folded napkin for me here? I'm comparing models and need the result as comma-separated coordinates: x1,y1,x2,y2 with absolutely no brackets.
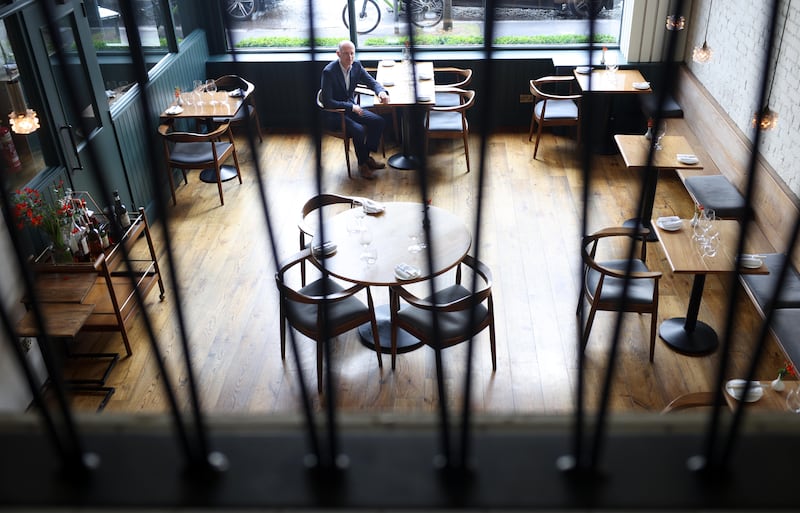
227,88,244,97
395,263,420,280
355,197,386,214
677,154,697,159
632,81,650,89
657,216,680,224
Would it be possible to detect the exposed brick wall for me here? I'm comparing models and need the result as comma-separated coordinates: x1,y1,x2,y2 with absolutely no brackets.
686,0,800,195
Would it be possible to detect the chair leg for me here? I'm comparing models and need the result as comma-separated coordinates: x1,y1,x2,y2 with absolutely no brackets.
488,303,497,371
316,340,323,393
463,132,470,173
279,315,286,359
167,168,178,206
582,303,599,349
231,147,243,184
366,287,382,369
533,122,544,159
343,137,352,178
390,290,399,370
214,164,225,206
528,113,536,142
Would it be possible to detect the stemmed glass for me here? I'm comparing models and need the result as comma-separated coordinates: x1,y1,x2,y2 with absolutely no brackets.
205,79,218,107
654,121,667,150
408,225,422,253
359,229,377,264
193,79,205,107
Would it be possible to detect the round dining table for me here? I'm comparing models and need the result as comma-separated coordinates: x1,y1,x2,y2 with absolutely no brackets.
311,201,472,353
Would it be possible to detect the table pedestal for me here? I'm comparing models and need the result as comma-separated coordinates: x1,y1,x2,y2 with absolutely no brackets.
623,166,659,242
658,274,719,355
358,304,423,354
199,164,238,183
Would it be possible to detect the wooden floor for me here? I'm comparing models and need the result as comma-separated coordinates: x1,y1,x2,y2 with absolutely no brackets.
65,128,786,415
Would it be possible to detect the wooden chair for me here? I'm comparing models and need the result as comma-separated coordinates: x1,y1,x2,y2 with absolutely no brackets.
158,121,242,206
577,226,661,362
361,67,399,150
316,89,354,178
211,74,263,142
298,193,358,285
529,76,581,159
433,67,473,107
389,254,496,371
661,392,716,413
275,248,382,392
424,88,476,173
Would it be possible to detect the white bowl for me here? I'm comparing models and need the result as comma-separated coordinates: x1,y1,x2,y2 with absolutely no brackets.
739,255,763,269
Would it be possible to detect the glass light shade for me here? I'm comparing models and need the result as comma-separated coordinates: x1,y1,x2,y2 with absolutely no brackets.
693,42,713,63
666,15,686,30
751,106,778,131
9,109,40,134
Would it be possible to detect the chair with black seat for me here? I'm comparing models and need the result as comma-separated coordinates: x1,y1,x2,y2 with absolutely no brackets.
389,254,496,371
529,76,581,159
433,66,473,107
577,226,662,362
275,248,383,392
316,89,355,178
212,74,263,142
424,87,476,173
158,121,242,206
298,193,358,285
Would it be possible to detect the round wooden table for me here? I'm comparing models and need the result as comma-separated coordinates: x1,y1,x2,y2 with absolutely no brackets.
311,202,472,352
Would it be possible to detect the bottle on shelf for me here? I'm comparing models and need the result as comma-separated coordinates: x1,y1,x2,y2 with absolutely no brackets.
113,190,131,229
645,118,654,140
87,220,103,260
99,223,110,249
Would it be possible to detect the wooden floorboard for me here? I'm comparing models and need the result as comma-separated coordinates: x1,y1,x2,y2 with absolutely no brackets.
62,129,787,416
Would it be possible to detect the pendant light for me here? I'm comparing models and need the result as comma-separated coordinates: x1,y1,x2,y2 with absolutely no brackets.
692,0,714,63
1,40,39,135
666,14,686,30
752,0,790,131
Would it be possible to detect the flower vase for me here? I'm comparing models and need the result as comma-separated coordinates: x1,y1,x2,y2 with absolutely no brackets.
771,376,786,392
48,224,73,263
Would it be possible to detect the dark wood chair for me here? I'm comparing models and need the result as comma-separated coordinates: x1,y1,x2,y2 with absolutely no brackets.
298,193,358,285
211,74,263,142
158,121,242,206
389,254,496,371
529,75,581,159
316,89,355,178
424,87,476,173
275,248,382,392
577,226,661,362
434,66,473,107
661,392,715,413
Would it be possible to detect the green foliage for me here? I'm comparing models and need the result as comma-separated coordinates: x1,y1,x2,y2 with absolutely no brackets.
233,32,617,49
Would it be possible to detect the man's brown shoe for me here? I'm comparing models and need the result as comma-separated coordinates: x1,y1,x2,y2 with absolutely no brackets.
358,164,376,179
367,156,386,169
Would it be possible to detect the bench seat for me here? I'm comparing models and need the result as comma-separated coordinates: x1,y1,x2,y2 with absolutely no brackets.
683,174,747,219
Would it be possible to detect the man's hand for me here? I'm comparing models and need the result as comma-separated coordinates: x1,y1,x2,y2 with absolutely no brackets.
378,91,390,104
353,104,364,116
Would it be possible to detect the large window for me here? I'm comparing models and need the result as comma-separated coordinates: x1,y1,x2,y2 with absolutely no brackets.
223,0,623,50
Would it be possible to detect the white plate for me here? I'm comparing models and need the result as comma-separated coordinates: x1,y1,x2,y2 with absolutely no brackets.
418,74,433,81
632,81,651,90
165,106,184,115
677,154,700,165
381,80,395,87
725,379,764,402
739,256,763,269
575,66,591,74
416,95,431,102
380,60,395,67
656,219,682,232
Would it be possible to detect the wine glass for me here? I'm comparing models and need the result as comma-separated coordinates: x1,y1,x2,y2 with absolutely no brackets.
654,121,667,150
359,229,376,264
205,79,218,107
193,79,205,107
787,383,800,413
407,225,422,253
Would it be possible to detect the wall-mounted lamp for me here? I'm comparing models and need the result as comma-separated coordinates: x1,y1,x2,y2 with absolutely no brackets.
666,15,686,31
6,77,40,135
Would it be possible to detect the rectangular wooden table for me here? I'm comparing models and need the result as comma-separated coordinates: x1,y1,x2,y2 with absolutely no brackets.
160,90,247,120
652,219,768,355
573,68,652,153
615,134,704,240
376,60,436,169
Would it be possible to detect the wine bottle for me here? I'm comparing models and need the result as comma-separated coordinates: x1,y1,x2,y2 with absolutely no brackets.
99,223,110,249
87,220,103,260
113,190,131,229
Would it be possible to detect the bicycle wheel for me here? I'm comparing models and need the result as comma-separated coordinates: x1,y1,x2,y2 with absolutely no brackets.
342,0,382,35
407,0,442,28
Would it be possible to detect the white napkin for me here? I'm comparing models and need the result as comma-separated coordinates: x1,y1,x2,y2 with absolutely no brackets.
676,154,697,159
632,81,650,89
394,263,420,280
227,88,244,97
356,197,386,214
656,216,680,224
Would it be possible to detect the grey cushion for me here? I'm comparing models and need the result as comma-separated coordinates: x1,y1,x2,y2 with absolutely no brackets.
435,91,461,107
534,99,578,120
397,284,489,342
770,309,800,366
171,141,232,165
286,278,368,332
586,259,655,305
639,93,684,118
684,175,747,219
741,253,800,309
428,111,464,131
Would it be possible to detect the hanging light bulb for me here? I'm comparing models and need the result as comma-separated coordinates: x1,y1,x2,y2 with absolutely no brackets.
752,105,778,131
693,41,713,63
6,78,39,135
666,15,686,31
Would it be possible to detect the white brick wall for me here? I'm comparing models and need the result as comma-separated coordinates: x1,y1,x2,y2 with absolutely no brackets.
686,0,800,195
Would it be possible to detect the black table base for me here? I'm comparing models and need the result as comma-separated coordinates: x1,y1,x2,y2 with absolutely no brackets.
199,164,239,183
387,153,419,170
623,218,659,242
358,304,423,354
659,317,719,356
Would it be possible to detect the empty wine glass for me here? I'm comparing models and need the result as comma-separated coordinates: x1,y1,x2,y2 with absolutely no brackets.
193,79,205,107
206,79,218,107
654,121,667,150
786,384,800,413
359,229,375,263
408,226,422,253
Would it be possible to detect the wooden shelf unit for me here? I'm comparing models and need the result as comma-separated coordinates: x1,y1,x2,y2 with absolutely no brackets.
31,207,165,356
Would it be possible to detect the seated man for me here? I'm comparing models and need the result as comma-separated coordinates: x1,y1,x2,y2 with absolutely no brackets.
321,40,390,179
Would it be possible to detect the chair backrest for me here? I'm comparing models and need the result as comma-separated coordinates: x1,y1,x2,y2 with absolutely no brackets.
395,254,492,313
158,120,232,145
426,88,476,131
434,67,473,89
299,193,358,239
158,121,234,167
530,76,581,106
316,89,347,137
214,75,254,95
275,248,365,308
581,226,649,273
